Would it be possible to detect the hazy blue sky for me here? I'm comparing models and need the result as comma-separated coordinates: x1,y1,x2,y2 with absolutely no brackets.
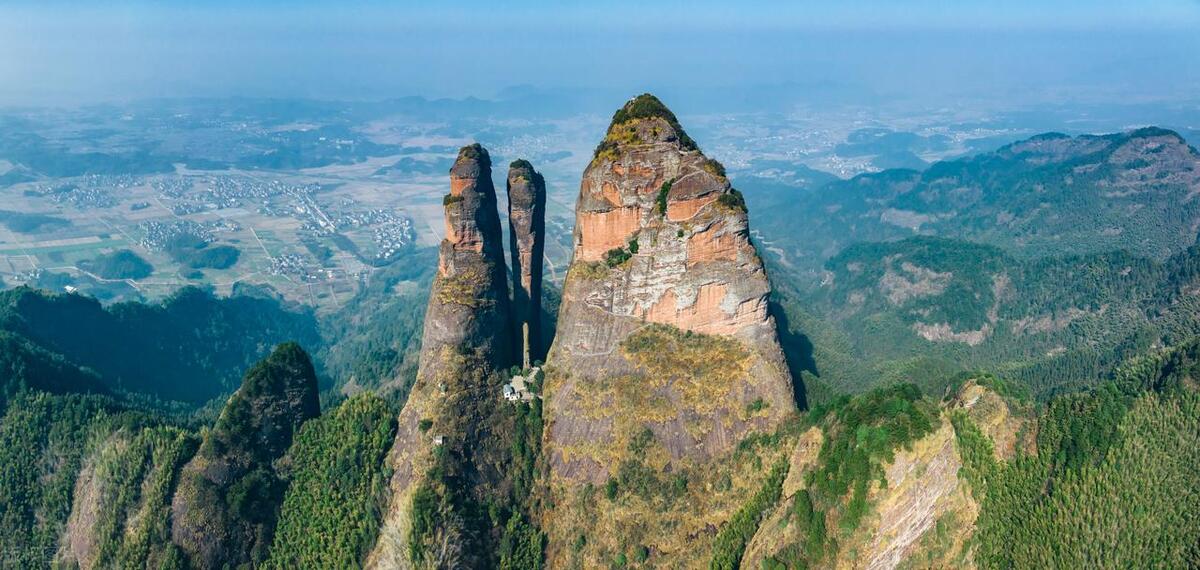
2,1,1198,107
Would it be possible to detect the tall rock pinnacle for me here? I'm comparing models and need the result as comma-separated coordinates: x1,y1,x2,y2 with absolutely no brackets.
507,159,547,366
420,142,514,377
540,94,797,567
368,143,518,568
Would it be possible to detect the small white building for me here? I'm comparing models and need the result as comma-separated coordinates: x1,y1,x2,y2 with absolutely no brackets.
502,367,541,403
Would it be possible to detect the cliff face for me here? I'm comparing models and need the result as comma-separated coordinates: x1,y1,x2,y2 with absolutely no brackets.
546,94,795,478
738,418,978,570
507,159,547,365
169,342,320,570
839,419,977,570
369,145,531,569
540,94,797,566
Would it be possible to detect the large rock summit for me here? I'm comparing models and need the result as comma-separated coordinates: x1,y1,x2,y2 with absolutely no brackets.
372,95,798,568
548,93,795,470
540,93,798,566
422,142,514,377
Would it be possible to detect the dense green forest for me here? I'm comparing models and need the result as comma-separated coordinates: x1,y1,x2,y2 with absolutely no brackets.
959,339,1200,568
745,127,1200,279
739,126,1200,410
0,391,192,568
773,234,1200,403
0,329,106,409
0,277,1198,568
79,249,155,279
164,235,242,270
266,393,397,568
0,286,320,404
705,340,1200,569
170,342,321,568
0,209,71,233
406,362,546,569
317,247,436,403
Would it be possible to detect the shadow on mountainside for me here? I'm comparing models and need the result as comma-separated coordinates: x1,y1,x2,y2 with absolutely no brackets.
769,298,815,410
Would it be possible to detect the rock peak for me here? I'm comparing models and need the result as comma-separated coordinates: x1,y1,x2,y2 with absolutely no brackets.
507,158,547,366
428,142,512,366
611,93,686,131
449,143,492,195
369,143,518,567
1126,126,1184,141
508,158,542,183
171,342,320,569
453,141,490,167
548,93,795,466
594,93,698,161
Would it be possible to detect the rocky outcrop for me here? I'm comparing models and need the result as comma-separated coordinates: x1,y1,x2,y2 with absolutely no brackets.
507,159,547,365
169,342,320,570
738,417,978,570
369,144,522,569
740,382,1033,570
856,419,977,570
546,93,795,476
540,94,797,566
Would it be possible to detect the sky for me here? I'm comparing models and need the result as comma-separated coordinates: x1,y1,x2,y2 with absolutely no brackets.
1,1,1199,108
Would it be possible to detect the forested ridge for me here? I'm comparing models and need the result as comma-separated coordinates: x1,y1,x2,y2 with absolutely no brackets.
748,127,1200,278
960,339,1200,568
0,286,320,404
772,234,1200,403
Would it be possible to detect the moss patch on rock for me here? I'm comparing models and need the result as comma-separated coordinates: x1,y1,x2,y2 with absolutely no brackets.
435,267,491,307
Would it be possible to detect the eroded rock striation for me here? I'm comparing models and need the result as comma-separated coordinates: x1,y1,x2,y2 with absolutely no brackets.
507,159,547,365
540,94,797,566
547,93,795,477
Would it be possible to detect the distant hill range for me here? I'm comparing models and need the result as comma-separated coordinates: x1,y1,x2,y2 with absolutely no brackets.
750,127,1200,398
750,127,1200,279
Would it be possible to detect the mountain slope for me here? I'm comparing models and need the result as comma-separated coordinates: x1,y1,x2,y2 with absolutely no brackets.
0,286,320,405
786,233,1200,398
169,342,320,569
730,352,1200,570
